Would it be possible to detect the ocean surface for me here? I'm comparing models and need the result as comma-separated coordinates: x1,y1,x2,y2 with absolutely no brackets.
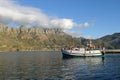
0,51,120,80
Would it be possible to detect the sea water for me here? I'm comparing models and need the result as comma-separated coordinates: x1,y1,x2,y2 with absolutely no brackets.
0,51,120,80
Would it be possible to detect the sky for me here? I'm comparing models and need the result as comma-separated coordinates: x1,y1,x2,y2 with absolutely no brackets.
0,0,120,39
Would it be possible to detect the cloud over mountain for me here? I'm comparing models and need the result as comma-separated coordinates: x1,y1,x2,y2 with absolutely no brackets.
0,0,90,30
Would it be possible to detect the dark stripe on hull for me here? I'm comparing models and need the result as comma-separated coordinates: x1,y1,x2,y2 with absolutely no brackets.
62,52,104,58
62,53,74,58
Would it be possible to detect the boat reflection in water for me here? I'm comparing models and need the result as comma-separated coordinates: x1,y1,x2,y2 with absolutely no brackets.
63,56,104,65
61,56,105,80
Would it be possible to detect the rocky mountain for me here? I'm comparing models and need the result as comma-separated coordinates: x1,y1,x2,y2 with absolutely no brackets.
0,23,73,51
0,23,120,51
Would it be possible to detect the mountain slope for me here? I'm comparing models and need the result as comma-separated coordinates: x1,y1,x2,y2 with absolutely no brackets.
0,23,73,51
95,33,120,49
0,23,120,51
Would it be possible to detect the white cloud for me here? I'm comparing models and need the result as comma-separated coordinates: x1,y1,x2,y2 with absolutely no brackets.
84,22,89,27
50,19,75,29
64,30,82,37
0,0,90,31
0,0,49,26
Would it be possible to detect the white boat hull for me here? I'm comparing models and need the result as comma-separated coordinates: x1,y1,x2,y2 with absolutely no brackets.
61,49,104,57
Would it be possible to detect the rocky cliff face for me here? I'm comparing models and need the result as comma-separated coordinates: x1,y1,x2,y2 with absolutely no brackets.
0,23,65,40
0,23,72,51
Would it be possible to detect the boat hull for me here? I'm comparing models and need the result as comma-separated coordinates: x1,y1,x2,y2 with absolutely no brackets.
61,50,104,58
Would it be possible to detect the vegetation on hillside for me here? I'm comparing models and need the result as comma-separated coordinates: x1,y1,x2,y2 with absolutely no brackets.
0,23,75,51
0,23,120,51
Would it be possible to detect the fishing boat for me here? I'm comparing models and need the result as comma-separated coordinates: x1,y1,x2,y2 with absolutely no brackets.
61,39,104,57
61,48,104,57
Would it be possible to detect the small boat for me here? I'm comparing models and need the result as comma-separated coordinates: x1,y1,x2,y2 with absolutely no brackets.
61,39,104,58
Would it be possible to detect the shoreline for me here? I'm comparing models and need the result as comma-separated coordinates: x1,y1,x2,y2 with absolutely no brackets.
0,49,120,54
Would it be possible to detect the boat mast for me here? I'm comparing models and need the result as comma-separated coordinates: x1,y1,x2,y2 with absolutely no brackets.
89,39,92,48
72,37,75,48
86,39,92,49
79,38,81,47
